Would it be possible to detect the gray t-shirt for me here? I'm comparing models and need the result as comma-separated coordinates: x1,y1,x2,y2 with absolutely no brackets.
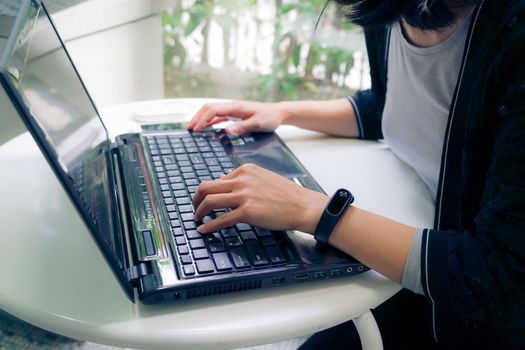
383,19,471,201
382,16,472,294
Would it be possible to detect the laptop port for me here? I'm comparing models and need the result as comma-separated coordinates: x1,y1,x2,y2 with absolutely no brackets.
346,267,353,273
330,269,342,276
294,273,309,280
313,272,327,279
272,277,285,285
357,265,364,272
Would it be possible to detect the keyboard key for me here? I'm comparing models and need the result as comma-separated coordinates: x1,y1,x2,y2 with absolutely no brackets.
177,197,190,205
194,164,207,170
183,264,195,276
180,166,193,173
245,241,269,266
164,197,173,205
174,190,187,198
167,170,181,177
190,154,204,164
179,160,191,167
189,238,205,249
266,246,286,264
186,229,201,239
175,236,186,245
178,204,194,213
205,158,219,166
260,236,277,246
196,259,215,273
213,252,233,271
225,236,242,248
185,179,199,186
162,155,176,164
166,204,176,212
180,255,192,264
165,164,178,170
236,223,252,231
163,191,172,198
171,183,185,191
178,245,189,255
193,248,209,260
172,227,184,236
183,172,196,179
181,213,194,222
184,221,197,230
230,247,251,268
239,231,256,241
171,219,181,228
168,212,178,220
169,176,183,184
221,228,237,238
208,241,226,252
255,228,272,237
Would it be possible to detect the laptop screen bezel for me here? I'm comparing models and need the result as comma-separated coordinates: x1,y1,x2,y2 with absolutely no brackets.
0,0,134,301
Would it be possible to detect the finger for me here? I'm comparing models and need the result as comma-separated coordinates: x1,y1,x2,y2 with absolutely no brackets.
193,193,240,222
188,104,211,130
197,209,244,234
194,102,252,132
226,119,259,135
192,103,238,132
203,116,229,128
192,179,232,209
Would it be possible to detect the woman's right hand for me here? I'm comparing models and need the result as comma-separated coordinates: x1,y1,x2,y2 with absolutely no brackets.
188,100,287,135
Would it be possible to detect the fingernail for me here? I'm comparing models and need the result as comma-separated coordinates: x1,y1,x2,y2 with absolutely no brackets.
226,126,238,135
197,225,205,233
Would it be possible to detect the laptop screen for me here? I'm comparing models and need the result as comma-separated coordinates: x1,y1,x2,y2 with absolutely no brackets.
0,0,131,297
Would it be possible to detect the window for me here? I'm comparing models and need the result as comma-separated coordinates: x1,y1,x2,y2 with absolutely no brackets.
162,0,369,102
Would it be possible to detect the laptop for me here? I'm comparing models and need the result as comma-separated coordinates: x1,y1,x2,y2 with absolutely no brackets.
0,0,367,304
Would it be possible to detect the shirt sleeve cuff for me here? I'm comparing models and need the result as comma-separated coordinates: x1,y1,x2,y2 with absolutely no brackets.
401,227,425,295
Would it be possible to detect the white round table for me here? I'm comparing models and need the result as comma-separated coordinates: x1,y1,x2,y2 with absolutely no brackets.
0,99,434,349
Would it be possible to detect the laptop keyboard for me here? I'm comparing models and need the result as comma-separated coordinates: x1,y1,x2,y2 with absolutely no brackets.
145,132,288,278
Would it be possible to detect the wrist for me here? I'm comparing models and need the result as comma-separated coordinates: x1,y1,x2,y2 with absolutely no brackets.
297,191,329,234
276,101,298,126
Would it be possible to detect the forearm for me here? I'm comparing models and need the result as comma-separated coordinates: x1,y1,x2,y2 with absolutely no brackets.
327,206,416,283
278,98,359,137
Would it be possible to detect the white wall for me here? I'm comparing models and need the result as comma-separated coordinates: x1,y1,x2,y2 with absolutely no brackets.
51,0,168,108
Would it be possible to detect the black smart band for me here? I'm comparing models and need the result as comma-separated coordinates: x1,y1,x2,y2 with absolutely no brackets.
314,188,354,245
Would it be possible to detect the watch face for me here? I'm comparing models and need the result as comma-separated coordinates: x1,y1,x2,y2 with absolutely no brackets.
327,189,352,215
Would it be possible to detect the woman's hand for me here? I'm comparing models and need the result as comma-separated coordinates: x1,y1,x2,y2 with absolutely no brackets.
192,164,328,234
188,100,287,135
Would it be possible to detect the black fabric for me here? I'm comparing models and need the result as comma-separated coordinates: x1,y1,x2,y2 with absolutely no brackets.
348,0,525,347
299,289,441,350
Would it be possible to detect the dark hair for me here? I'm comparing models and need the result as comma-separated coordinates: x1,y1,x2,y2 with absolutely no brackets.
333,0,482,30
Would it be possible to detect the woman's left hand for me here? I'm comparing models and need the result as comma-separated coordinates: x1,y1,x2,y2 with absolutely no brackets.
192,163,328,234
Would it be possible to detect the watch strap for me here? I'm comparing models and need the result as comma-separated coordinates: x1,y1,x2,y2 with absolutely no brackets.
314,188,354,245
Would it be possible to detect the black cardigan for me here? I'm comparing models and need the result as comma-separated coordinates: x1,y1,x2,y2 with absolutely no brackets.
350,0,525,347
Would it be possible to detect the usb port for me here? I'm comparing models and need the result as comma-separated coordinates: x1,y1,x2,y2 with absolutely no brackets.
330,269,342,276
294,273,309,280
272,277,285,285
313,272,327,279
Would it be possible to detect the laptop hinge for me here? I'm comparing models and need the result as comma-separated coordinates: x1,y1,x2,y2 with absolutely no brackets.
126,263,150,283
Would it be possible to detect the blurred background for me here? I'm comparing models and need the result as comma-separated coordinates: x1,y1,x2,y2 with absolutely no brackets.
162,0,369,102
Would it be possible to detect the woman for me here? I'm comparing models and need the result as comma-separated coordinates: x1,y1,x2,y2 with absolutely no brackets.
188,0,525,348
